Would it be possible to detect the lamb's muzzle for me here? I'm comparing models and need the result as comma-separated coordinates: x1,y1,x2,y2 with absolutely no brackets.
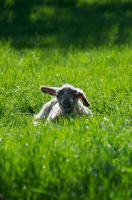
34,84,92,123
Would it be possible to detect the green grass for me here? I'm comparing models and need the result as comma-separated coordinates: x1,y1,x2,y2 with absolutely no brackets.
0,0,132,199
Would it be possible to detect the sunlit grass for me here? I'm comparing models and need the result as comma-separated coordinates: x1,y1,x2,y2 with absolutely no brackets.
0,39,132,199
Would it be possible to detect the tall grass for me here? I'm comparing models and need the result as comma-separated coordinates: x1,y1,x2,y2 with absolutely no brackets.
0,0,132,199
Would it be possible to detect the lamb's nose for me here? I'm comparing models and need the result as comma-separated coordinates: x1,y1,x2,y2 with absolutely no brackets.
63,99,71,108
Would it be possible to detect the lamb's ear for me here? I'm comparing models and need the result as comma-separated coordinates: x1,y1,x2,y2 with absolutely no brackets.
77,89,90,107
40,86,58,96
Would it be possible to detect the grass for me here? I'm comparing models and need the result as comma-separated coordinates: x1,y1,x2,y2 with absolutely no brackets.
0,0,132,199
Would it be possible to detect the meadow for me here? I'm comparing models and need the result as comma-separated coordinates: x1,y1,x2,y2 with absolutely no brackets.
0,0,132,199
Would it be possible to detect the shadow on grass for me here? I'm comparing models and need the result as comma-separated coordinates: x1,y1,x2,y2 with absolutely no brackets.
0,0,132,49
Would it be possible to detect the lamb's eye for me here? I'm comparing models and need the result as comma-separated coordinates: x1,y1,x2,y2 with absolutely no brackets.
58,90,64,96
73,94,78,99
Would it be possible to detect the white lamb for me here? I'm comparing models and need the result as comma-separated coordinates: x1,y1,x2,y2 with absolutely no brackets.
34,84,92,123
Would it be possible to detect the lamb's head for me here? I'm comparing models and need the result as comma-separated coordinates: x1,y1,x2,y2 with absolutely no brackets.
56,85,80,114
40,84,90,115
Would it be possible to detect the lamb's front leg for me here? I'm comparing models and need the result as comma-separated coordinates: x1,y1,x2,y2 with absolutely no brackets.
47,103,62,122
34,98,58,125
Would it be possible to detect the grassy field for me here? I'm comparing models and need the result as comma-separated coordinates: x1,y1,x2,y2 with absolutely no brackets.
0,0,132,199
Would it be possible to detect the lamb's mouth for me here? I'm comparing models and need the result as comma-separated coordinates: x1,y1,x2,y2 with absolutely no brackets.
62,106,74,114
60,99,74,114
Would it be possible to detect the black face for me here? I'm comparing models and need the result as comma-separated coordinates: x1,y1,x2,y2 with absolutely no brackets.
56,88,78,114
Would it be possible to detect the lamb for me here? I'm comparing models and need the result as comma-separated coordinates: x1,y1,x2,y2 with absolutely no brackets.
34,84,92,123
